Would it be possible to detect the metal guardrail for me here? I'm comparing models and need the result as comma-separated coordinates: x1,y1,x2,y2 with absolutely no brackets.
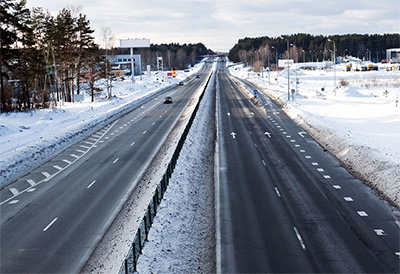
118,72,213,274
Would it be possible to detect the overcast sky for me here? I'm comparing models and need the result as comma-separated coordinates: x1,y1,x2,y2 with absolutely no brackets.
26,0,400,52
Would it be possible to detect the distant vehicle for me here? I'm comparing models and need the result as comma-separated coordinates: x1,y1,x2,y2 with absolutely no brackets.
163,96,173,104
196,75,200,79
177,81,184,86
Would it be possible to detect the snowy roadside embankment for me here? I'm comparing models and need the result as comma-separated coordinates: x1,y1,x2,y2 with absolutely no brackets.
0,64,203,188
229,64,400,207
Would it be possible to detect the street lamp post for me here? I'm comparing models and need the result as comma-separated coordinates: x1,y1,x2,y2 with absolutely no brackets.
287,39,290,101
327,38,336,96
272,46,278,84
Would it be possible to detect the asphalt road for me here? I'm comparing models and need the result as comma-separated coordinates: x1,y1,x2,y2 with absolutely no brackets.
0,68,210,273
216,62,400,273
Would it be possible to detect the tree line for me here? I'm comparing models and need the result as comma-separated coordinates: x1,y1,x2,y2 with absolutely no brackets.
228,33,400,71
1,0,213,112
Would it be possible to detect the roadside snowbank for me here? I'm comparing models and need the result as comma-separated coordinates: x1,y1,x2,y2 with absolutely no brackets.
229,63,400,206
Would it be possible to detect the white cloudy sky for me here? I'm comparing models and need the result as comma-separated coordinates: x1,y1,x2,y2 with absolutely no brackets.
26,0,400,52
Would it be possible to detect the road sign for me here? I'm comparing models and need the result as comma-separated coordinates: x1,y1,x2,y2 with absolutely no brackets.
291,89,295,93
278,59,294,68
253,89,258,95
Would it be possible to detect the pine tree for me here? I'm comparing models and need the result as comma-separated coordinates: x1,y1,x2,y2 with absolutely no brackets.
0,0,17,111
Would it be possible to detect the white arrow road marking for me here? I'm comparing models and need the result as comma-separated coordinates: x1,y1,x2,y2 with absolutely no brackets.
298,132,307,138
374,229,386,236
43,217,58,232
395,252,400,258
264,132,271,138
230,132,237,139
227,112,231,116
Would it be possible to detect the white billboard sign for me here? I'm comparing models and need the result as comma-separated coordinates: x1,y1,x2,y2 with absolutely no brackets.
278,59,294,68
120,38,150,48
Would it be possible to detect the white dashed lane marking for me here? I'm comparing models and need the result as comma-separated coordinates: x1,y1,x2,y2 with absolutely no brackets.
43,217,58,232
344,197,354,202
9,188,19,196
27,179,36,186
293,226,306,250
87,180,96,189
42,172,51,178
274,187,281,198
53,165,63,171
357,211,368,217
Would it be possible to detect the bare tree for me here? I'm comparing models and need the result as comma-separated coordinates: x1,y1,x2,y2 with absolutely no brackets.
101,27,114,98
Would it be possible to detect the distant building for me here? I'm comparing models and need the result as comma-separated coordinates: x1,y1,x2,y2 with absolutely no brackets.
109,54,142,75
386,48,400,63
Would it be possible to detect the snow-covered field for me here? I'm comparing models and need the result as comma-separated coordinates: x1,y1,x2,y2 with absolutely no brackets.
229,62,400,207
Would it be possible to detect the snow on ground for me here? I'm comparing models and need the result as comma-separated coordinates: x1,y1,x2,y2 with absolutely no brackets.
229,62,400,207
0,63,203,187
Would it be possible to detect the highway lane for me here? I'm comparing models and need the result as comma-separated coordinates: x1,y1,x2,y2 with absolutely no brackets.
0,67,211,273
216,62,400,273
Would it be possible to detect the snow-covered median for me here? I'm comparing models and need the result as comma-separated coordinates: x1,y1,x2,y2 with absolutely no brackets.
230,63,400,207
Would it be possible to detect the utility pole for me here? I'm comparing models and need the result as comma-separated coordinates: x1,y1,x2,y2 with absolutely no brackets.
328,39,336,96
